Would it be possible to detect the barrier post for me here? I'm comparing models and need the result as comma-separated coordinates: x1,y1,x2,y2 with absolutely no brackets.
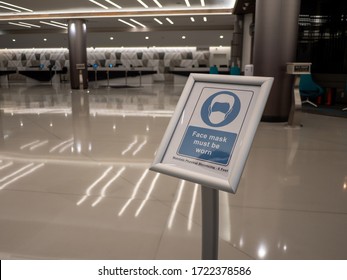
201,186,219,260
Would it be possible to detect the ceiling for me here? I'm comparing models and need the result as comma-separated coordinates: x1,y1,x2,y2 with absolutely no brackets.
0,0,238,48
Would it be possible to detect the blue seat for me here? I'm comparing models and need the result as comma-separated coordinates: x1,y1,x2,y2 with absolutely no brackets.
209,65,219,74
299,74,324,107
230,66,241,75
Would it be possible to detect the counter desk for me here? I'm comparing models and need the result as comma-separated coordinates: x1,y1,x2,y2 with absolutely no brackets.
170,67,230,84
0,68,17,86
87,67,156,87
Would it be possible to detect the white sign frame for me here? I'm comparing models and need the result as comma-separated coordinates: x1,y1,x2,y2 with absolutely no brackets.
150,74,273,193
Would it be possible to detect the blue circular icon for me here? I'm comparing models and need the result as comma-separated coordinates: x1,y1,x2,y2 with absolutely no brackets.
200,90,241,127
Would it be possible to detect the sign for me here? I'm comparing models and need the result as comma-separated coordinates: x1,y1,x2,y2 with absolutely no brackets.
286,62,311,75
177,88,248,166
150,74,273,193
76,63,85,70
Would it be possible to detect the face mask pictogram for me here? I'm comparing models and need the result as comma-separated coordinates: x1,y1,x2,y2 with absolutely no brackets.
201,91,241,128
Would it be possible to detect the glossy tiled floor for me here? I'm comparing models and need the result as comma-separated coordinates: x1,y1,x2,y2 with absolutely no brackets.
0,82,347,260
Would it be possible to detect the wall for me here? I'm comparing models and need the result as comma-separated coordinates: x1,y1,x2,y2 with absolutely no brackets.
0,47,231,81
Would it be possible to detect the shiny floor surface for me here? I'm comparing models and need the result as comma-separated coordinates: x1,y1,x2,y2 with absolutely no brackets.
0,83,347,260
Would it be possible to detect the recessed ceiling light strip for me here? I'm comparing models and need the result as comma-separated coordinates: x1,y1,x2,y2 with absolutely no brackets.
0,5,21,12
18,22,41,28
153,0,162,8
50,20,68,27
8,22,31,28
130,18,146,28
39,21,68,29
166,17,174,25
137,0,149,9
185,0,191,8
118,19,136,28
104,0,122,9
0,1,33,12
201,0,205,7
154,18,163,25
89,0,109,10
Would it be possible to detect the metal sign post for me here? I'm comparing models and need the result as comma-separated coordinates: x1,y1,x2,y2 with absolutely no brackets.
201,186,219,260
286,62,312,127
150,74,273,259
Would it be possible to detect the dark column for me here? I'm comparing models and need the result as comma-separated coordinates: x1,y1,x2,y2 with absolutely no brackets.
68,19,88,89
230,15,243,67
253,0,301,122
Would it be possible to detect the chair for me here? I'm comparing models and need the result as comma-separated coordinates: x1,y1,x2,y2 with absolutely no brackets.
299,74,324,107
230,66,241,75
209,65,219,74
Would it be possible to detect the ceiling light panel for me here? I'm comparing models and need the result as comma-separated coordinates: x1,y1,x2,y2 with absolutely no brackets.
166,18,174,25
50,21,68,27
39,21,68,29
89,0,109,10
118,19,136,28
154,18,162,25
130,18,146,28
152,0,162,8
18,22,41,28
8,22,31,28
104,0,122,9
0,1,33,12
137,0,148,9
0,4,21,12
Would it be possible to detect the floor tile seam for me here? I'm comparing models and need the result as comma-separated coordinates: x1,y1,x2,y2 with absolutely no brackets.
1,183,147,202
8,187,347,218
0,188,150,203
18,114,70,141
0,216,141,240
0,153,150,167
227,203,347,216
251,146,347,153
153,217,171,260
221,242,256,260
149,202,257,260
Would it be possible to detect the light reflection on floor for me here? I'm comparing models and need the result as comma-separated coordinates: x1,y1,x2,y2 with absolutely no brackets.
0,83,347,260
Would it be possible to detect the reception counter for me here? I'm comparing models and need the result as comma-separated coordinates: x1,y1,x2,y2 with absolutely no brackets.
169,67,230,76
88,67,157,87
88,67,156,81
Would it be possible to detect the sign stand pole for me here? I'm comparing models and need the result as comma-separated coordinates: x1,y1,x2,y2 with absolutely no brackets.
201,186,219,260
287,75,302,127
